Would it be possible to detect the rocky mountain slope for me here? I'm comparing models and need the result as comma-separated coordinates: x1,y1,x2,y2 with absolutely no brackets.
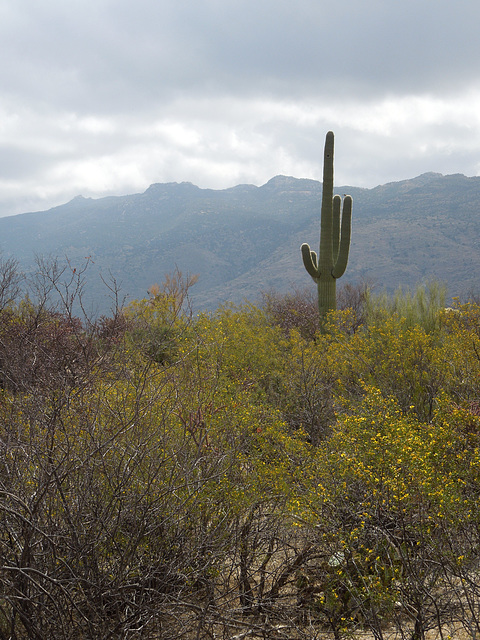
1,171,479,313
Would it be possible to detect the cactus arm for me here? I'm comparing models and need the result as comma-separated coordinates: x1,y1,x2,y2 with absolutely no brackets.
332,195,352,279
301,243,320,279
332,194,341,263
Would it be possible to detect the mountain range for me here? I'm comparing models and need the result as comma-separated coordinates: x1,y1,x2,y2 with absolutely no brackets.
1,171,479,314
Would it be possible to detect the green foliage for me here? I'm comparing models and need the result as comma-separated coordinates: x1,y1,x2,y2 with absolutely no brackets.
365,280,447,333
301,131,352,327
123,269,197,365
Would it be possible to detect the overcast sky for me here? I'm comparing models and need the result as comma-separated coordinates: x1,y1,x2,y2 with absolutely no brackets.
1,0,480,216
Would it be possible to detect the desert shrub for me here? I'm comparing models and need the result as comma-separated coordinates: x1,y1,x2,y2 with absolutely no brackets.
123,270,197,366
262,286,319,340
291,387,480,639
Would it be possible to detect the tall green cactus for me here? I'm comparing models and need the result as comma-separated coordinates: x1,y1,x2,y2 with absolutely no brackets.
301,131,352,326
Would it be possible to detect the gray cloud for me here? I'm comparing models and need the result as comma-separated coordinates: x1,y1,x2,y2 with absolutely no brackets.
4,0,480,106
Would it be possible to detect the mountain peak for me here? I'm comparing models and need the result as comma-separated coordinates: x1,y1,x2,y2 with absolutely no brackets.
144,181,200,196
68,195,91,203
261,175,321,191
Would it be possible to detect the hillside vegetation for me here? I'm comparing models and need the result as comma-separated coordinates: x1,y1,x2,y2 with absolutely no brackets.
1,262,480,639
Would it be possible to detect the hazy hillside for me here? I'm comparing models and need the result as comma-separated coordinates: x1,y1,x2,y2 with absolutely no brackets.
1,171,479,313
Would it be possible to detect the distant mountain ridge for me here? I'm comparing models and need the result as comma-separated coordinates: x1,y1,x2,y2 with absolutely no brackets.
1,171,479,313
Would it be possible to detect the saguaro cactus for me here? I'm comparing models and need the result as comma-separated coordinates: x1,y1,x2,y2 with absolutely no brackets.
301,131,352,325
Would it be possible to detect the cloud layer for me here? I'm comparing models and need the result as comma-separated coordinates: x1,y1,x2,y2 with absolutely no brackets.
1,0,480,216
